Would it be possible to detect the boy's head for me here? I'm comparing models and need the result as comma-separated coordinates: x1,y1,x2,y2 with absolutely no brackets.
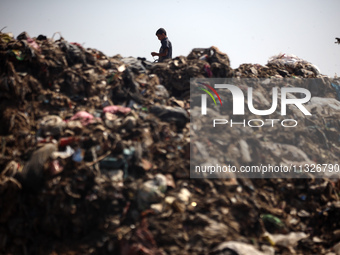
156,28,167,40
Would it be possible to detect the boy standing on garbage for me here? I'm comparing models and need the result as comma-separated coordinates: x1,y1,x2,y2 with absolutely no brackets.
151,28,172,62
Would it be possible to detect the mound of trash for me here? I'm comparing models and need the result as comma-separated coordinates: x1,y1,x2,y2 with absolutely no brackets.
0,31,339,255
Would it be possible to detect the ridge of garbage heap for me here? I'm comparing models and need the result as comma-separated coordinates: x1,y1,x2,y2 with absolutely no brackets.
0,31,339,255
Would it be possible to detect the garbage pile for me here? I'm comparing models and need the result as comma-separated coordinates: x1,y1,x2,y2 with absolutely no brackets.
0,31,339,255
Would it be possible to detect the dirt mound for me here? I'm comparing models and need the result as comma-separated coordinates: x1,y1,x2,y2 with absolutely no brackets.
0,31,339,255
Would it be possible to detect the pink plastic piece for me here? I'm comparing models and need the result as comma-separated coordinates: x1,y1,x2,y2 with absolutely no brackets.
103,105,131,115
70,111,94,126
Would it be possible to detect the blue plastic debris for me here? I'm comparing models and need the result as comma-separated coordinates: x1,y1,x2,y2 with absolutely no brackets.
331,83,340,100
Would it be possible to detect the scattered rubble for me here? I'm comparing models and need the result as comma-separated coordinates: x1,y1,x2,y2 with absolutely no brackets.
0,30,339,255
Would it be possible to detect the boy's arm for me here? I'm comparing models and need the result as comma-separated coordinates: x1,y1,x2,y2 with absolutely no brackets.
151,48,168,57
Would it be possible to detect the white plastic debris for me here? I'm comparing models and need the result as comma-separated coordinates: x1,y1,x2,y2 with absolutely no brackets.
213,241,267,255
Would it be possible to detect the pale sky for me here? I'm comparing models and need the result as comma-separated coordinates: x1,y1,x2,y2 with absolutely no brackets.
1,0,339,77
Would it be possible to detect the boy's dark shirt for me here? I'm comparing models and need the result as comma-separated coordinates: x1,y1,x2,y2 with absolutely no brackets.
159,37,172,62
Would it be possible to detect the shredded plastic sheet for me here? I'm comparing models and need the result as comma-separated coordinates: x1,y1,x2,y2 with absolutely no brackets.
268,53,321,75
